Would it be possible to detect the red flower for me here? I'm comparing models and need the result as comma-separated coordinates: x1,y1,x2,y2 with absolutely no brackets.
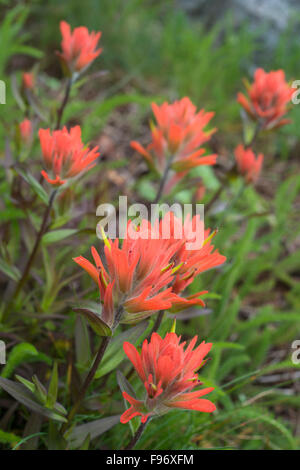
131,97,217,185
234,144,264,184
22,72,34,90
74,220,182,325
57,21,102,73
74,213,226,325
19,119,33,144
237,68,293,130
39,126,100,186
157,212,226,302
120,332,215,423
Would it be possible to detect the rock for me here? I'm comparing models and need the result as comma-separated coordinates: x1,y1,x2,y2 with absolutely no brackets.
178,0,300,50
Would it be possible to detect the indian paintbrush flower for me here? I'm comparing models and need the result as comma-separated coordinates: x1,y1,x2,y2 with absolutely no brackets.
234,144,264,184
131,97,217,192
19,119,33,145
57,21,102,74
120,331,215,423
74,213,226,325
22,72,35,90
39,125,100,186
237,68,293,130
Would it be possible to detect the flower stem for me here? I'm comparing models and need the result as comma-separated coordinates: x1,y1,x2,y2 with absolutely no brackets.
147,310,164,340
4,189,57,318
245,121,261,149
218,181,245,227
124,420,148,450
205,185,224,213
56,77,72,129
62,305,124,435
153,155,175,204
62,335,111,434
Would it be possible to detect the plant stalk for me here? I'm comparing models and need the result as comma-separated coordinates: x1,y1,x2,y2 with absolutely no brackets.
62,335,111,433
4,189,57,317
56,77,72,129
245,121,262,149
153,154,175,204
124,420,148,450
62,305,124,435
147,310,164,340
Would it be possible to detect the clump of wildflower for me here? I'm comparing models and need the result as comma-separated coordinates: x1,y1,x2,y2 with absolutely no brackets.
120,331,215,423
237,68,293,130
39,125,100,186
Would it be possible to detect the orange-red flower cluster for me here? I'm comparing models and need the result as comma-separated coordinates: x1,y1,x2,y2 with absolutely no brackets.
22,72,35,90
120,331,215,423
19,119,33,145
237,68,293,130
131,97,217,179
74,212,226,325
234,144,263,184
39,125,100,186
57,21,102,73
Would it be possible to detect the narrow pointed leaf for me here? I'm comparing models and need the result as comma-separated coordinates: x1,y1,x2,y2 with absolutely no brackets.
72,302,112,337
95,320,149,378
0,377,67,422
68,415,120,448
1,343,38,379
46,362,58,408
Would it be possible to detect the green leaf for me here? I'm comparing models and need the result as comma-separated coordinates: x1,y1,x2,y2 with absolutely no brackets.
0,377,67,422
0,429,19,445
17,169,49,205
1,343,38,379
116,370,137,400
212,342,245,351
46,362,58,409
79,434,90,450
32,375,47,404
12,432,46,451
42,229,77,245
15,375,35,394
0,207,26,222
0,258,21,282
95,321,149,378
75,315,91,371
72,302,113,337
68,415,120,448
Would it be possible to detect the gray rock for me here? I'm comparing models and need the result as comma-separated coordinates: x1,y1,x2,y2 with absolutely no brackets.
178,0,300,49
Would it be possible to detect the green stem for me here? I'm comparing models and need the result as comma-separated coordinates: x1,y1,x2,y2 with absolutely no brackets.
218,182,245,227
56,77,72,129
245,121,262,149
153,155,175,204
62,335,111,434
205,185,224,213
147,310,164,340
124,420,148,450
4,189,57,317
62,306,124,435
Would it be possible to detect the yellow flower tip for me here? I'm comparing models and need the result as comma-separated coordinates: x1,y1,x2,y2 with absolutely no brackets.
171,262,183,275
170,318,176,333
100,226,111,250
149,119,156,132
100,269,108,288
161,262,174,273
203,229,218,247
